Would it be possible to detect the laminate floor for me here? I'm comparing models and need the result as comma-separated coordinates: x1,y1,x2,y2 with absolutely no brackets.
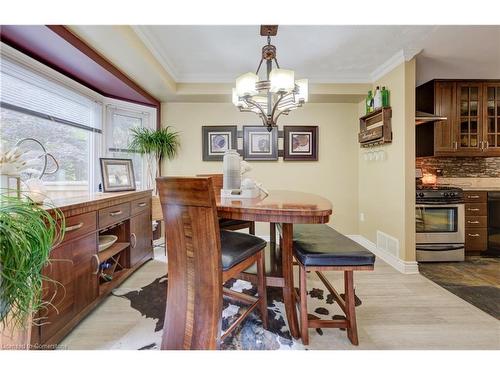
419,256,500,319
60,247,500,350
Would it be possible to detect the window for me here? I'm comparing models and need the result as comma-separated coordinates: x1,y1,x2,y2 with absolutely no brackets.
0,54,102,198
105,105,155,190
1,51,157,197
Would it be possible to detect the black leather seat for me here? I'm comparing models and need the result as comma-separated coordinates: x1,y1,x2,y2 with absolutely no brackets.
219,219,252,228
220,230,267,271
292,224,375,267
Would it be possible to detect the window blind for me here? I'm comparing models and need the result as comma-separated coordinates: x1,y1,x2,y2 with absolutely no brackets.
0,56,102,133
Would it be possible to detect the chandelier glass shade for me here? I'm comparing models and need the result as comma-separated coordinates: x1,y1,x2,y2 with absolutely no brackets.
232,29,308,131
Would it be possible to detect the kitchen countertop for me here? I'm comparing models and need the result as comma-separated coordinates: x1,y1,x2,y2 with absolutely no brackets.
436,177,500,191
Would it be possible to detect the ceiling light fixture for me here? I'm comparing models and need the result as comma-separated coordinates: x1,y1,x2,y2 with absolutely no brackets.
232,25,308,131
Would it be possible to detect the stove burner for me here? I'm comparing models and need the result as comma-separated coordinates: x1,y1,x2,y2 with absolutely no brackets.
417,185,459,190
416,185,464,204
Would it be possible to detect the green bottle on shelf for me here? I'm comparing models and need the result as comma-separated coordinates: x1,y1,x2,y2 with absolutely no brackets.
381,86,390,107
366,90,373,114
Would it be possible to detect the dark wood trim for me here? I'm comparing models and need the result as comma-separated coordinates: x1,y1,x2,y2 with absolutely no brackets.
1,25,161,127
47,26,160,107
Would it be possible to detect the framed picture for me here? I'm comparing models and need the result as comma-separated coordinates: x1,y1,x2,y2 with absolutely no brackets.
242,126,278,161
283,126,318,161
202,126,237,161
100,158,136,192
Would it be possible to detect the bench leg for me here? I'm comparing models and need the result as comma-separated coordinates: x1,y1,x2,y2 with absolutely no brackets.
344,270,359,345
299,264,309,345
256,250,268,329
249,221,255,235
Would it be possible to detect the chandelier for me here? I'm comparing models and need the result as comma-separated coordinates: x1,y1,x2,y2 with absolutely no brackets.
232,25,308,131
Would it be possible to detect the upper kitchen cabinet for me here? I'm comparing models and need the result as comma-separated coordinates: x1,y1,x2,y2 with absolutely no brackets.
456,82,483,155
416,79,500,157
484,83,500,155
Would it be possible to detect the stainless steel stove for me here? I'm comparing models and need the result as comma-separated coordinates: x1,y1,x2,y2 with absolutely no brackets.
416,185,465,262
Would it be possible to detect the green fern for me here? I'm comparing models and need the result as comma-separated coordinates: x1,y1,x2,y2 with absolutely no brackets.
0,193,65,329
129,126,180,164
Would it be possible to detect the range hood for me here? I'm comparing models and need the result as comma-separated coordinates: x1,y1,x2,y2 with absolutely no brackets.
415,111,447,125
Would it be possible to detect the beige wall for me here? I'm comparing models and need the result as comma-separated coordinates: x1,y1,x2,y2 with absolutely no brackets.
161,102,360,236
357,60,416,262
160,62,416,262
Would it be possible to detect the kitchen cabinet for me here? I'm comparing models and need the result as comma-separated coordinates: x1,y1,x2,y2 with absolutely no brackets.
456,82,483,154
464,191,488,253
416,80,500,157
434,81,457,153
33,190,153,348
483,83,500,155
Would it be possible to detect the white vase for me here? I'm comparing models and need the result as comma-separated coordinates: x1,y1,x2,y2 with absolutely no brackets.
223,150,241,190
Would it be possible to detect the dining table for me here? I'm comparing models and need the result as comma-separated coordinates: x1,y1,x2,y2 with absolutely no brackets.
216,190,332,339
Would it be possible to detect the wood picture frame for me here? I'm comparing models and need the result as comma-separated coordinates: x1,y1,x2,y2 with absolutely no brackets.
283,126,318,161
100,158,136,192
242,126,278,161
202,126,237,161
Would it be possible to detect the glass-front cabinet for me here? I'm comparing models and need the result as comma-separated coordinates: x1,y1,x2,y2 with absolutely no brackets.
484,83,500,154
457,82,483,153
453,81,500,156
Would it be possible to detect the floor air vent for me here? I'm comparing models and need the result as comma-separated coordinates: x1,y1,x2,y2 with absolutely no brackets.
376,230,400,258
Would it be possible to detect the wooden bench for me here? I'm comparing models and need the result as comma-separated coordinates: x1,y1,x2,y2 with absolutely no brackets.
285,224,375,345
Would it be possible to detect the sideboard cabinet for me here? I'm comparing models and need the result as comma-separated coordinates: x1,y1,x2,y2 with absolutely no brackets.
34,190,153,347
416,80,500,157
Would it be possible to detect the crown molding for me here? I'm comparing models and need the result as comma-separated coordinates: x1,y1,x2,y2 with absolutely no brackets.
370,48,422,82
132,27,423,88
131,25,180,82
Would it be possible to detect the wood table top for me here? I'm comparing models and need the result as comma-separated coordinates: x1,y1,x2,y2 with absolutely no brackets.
216,190,332,224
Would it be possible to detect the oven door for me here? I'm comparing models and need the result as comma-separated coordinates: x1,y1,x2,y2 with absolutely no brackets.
416,204,464,244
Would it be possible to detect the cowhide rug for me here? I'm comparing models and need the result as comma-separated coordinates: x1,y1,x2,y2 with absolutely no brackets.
112,273,362,350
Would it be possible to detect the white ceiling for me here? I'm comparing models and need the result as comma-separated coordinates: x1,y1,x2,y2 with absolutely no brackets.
133,25,437,83
415,26,500,85
69,25,500,102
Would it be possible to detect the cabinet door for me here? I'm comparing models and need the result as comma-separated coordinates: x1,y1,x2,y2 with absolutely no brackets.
40,242,76,343
456,82,483,154
434,81,457,154
483,83,500,156
40,232,98,343
129,210,153,267
72,233,98,314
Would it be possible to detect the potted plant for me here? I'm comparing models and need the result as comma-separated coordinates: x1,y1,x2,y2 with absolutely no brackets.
129,126,180,194
0,193,64,349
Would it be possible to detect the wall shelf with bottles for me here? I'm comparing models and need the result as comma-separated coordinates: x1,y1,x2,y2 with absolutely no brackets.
358,106,392,147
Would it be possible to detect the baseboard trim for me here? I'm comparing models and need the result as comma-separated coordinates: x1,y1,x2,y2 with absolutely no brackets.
258,233,418,275
347,235,419,274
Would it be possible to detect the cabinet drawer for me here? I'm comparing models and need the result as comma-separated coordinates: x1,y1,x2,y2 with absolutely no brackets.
464,203,487,216
464,191,487,203
131,197,151,216
98,202,130,229
61,212,97,244
465,216,487,228
465,228,488,252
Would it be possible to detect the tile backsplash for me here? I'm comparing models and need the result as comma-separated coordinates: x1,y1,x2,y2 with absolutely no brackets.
416,157,500,178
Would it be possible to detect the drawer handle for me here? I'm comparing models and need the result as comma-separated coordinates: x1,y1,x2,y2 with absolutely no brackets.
467,233,480,237
467,195,480,199
138,202,147,207
467,208,480,211
92,254,100,275
109,210,123,217
467,220,480,224
65,222,84,232
130,233,137,248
